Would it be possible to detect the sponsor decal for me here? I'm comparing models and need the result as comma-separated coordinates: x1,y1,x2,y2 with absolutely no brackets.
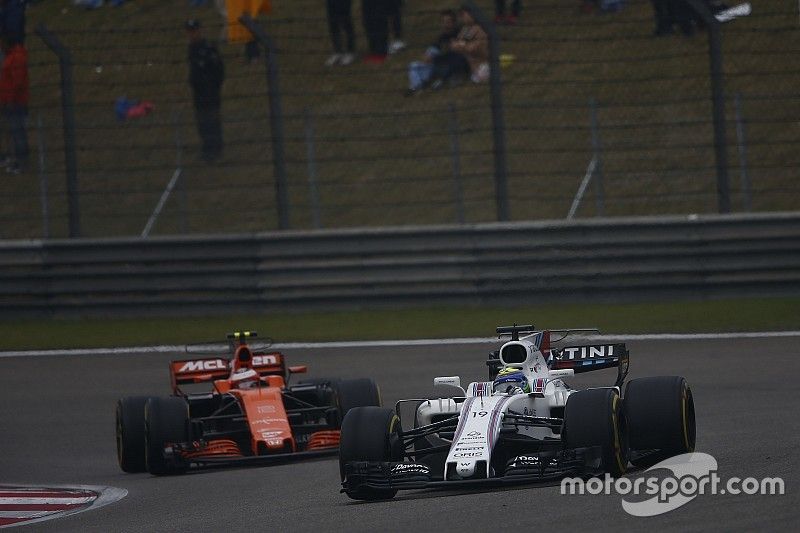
390,463,430,476
177,359,227,373
466,431,482,437
252,355,278,366
557,345,615,361
266,438,284,447
454,445,484,451
260,430,284,439
454,452,482,458
257,404,277,414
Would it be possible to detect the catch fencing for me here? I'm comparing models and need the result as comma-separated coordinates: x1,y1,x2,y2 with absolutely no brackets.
3,0,799,240
2,212,799,317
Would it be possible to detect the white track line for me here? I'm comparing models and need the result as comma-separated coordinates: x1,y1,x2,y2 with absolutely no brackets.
1,331,799,358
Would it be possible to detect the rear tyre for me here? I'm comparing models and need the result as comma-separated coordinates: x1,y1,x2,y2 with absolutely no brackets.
339,406,403,500
563,388,628,477
116,396,153,473
624,376,696,467
144,397,190,475
332,378,381,423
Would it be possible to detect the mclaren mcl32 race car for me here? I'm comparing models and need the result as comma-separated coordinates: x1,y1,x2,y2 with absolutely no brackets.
340,324,696,500
116,331,382,475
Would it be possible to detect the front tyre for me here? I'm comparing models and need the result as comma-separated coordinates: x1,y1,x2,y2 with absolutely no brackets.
339,406,403,500
144,397,190,475
563,388,628,477
624,376,696,467
116,396,153,473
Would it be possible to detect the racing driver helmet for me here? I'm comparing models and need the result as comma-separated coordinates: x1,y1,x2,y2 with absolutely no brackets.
493,366,531,395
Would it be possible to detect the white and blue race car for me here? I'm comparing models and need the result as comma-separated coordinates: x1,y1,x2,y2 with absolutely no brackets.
339,324,696,500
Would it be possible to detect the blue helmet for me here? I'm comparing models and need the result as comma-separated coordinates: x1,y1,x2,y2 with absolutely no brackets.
493,367,530,394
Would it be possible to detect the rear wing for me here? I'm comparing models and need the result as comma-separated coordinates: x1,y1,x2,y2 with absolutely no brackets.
170,351,286,394
550,343,630,386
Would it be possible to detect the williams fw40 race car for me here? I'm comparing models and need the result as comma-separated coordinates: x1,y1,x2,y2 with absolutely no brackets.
116,331,382,475
340,324,696,500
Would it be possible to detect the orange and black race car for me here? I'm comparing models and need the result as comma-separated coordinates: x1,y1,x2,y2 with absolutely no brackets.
115,331,381,475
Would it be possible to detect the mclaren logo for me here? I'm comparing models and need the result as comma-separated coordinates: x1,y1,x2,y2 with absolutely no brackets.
178,359,227,372
558,345,615,361
252,355,278,366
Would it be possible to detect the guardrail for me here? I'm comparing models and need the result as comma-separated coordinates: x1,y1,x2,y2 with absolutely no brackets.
3,212,799,318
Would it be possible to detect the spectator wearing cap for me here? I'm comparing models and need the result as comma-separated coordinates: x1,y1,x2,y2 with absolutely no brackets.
494,0,521,25
0,35,28,174
324,0,356,66
186,19,225,162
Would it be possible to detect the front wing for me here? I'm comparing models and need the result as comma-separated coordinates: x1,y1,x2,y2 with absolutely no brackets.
165,447,339,470
341,446,603,494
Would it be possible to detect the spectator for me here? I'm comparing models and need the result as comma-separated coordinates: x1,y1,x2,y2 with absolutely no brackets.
494,0,521,25
651,0,694,36
362,0,390,64
0,0,26,46
405,9,466,95
387,0,406,54
0,36,28,174
186,19,225,162
450,7,489,84
325,0,356,66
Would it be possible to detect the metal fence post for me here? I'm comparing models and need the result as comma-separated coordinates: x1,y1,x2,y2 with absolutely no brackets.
36,113,49,239
589,98,606,216
35,24,80,237
734,93,752,212
447,103,466,224
239,14,290,230
174,110,188,233
304,108,322,229
686,0,731,214
464,0,509,222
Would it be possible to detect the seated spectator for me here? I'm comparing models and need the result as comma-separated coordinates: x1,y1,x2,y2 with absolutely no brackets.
450,7,489,84
494,0,521,25
405,9,462,95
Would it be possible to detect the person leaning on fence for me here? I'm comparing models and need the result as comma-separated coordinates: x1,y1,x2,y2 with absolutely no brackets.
186,19,225,163
405,9,465,95
0,36,28,175
325,0,356,66
450,7,490,84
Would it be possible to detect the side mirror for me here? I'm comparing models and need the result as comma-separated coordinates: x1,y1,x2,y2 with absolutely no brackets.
288,365,308,374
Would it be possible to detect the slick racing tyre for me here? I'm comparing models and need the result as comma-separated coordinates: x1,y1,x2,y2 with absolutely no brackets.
144,396,190,475
116,396,154,473
333,378,381,423
339,406,403,500
563,388,628,477
624,376,696,467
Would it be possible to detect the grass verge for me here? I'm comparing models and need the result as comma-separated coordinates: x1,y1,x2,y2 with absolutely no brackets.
1,296,798,351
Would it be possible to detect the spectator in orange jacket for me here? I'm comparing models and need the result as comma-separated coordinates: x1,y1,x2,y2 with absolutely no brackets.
0,36,28,174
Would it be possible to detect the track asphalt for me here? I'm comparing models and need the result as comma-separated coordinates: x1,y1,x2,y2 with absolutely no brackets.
0,337,797,532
